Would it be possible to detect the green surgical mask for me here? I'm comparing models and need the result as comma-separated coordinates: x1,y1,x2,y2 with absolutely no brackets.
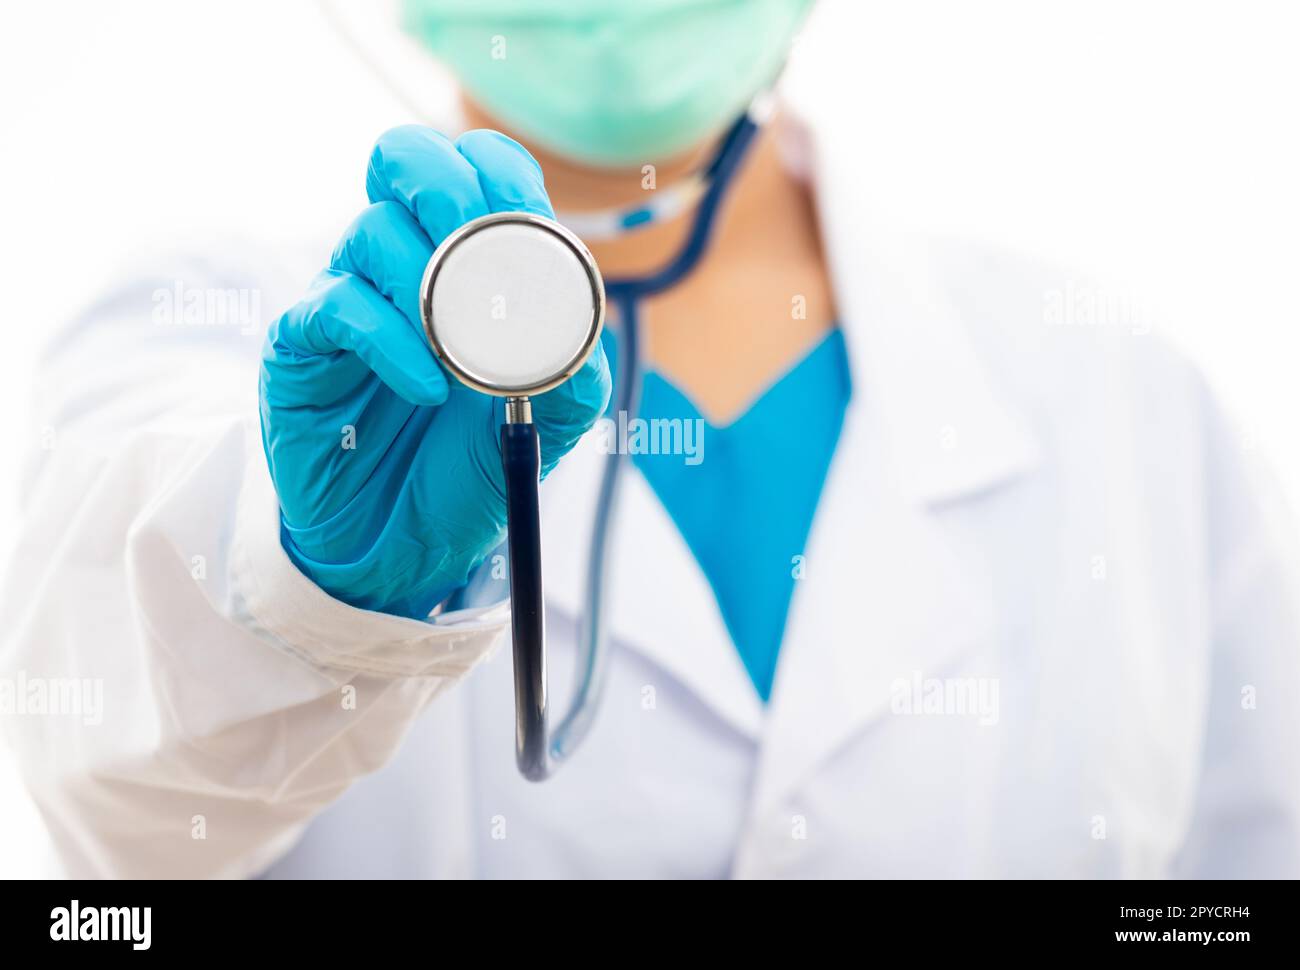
401,0,813,168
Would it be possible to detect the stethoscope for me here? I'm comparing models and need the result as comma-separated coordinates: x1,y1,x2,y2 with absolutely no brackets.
419,105,766,780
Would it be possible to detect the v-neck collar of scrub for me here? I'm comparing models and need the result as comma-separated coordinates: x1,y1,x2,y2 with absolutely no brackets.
634,327,848,435
630,327,852,701
537,108,1043,805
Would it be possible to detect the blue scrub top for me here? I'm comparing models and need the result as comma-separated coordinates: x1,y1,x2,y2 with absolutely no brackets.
607,327,852,701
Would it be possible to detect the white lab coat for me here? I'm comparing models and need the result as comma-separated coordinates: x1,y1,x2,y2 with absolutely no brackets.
2,115,1298,880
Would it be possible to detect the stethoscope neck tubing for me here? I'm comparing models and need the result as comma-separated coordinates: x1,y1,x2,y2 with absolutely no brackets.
549,293,644,762
605,112,763,303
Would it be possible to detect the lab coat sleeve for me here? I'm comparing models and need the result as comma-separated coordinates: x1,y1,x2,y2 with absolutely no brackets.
1172,383,1300,877
0,253,509,878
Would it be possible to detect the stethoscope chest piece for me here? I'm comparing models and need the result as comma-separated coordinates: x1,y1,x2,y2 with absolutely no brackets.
420,211,605,398
419,211,605,780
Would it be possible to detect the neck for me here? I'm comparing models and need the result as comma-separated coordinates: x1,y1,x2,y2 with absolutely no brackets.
459,96,785,279
459,96,835,425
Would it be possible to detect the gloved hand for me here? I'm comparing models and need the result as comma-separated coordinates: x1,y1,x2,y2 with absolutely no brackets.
259,126,611,619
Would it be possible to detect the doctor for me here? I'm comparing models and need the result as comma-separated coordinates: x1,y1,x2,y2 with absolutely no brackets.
3,0,1298,879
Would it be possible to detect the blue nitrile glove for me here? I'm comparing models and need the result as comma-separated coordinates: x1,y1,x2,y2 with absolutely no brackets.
259,126,611,618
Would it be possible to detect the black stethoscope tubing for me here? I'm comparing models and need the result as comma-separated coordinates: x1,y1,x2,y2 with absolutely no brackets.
504,111,764,780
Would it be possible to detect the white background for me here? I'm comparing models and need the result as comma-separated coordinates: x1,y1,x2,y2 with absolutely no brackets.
1,0,1298,876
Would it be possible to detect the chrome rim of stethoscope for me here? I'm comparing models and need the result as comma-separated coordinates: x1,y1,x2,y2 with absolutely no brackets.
418,211,606,399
